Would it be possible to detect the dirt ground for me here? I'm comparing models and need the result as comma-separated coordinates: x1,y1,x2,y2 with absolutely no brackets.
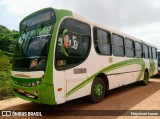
0,77,160,119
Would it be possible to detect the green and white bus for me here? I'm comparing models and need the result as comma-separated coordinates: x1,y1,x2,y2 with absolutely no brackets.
11,8,158,105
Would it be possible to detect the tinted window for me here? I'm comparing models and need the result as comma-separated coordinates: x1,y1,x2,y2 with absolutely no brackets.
26,35,50,56
112,35,123,46
112,34,124,56
94,28,111,55
135,42,142,50
21,9,55,30
55,19,91,70
143,44,149,59
125,38,135,57
149,46,152,58
135,42,143,58
152,47,157,59
60,19,90,36
13,24,54,71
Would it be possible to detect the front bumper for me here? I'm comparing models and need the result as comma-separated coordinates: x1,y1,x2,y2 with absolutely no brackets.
10,76,56,105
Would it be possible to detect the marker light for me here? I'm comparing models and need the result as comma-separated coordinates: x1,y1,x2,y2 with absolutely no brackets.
58,88,62,91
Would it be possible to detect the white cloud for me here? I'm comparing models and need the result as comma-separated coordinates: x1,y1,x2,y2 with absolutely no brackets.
2,0,54,16
122,23,160,48
0,0,160,48
0,0,59,30
0,2,4,5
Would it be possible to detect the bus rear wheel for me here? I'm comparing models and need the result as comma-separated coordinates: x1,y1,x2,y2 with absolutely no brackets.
142,71,149,86
90,77,106,103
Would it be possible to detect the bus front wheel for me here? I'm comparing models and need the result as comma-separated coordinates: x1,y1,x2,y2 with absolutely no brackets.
89,77,106,103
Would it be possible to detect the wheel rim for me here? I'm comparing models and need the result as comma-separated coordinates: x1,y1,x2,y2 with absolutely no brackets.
93,83,104,98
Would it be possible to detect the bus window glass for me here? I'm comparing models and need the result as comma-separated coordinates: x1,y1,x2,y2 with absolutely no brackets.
135,42,143,58
94,28,111,55
55,19,91,70
125,38,135,57
152,47,157,59
143,45,149,59
12,9,55,71
112,34,124,56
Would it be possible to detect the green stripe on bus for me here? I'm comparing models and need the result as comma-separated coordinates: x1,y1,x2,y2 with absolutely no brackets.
42,8,72,105
66,59,145,97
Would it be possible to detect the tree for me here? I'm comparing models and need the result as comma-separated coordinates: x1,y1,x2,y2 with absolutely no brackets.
0,25,19,54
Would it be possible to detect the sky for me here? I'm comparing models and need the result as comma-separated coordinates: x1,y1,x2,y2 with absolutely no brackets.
0,0,160,48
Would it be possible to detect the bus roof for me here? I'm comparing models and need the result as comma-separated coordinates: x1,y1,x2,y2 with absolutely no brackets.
72,12,157,48
20,7,157,48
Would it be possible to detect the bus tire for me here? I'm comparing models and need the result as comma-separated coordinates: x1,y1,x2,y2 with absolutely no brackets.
142,71,149,86
89,77,106,103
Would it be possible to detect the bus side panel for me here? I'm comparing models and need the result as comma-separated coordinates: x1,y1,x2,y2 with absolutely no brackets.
144,59,149,75
153,59,158,75
66,80,92,101
111,57,126,87
65,60,89,101
87,53,116,89
154,59,158,74
53,69,66,104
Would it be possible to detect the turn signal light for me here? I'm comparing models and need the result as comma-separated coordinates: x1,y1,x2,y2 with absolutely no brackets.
58,88,62,91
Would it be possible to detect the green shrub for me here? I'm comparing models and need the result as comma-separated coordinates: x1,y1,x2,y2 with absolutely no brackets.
0,74,15,100
0,54,15,100
0,50,3,57
4,51,14,57
0,55,11,72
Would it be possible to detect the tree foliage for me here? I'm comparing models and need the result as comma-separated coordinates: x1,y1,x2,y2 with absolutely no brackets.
0,52,11,73
0,25,18,100
0,25,19,56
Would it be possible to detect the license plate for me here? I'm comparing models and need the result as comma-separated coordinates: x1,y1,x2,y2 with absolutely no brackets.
18,88,24,93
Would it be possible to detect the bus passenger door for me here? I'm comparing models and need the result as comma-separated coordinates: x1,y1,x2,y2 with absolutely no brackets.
55,31,90,102
54,18,91,102
65,61,88,101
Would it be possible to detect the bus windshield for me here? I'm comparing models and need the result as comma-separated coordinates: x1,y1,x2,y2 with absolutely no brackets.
12,9,55,71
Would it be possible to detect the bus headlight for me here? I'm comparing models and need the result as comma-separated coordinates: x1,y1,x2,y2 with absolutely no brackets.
32,82,36,87
36,81,40,85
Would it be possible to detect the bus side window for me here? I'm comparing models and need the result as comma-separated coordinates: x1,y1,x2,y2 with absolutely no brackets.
143,44,149,59
81,36,89,57
152,47,157,59
112,34,125,57
149,46,152,58
93,27,111,56
135,42,143,58
55,18,91,70
125,38,135,57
